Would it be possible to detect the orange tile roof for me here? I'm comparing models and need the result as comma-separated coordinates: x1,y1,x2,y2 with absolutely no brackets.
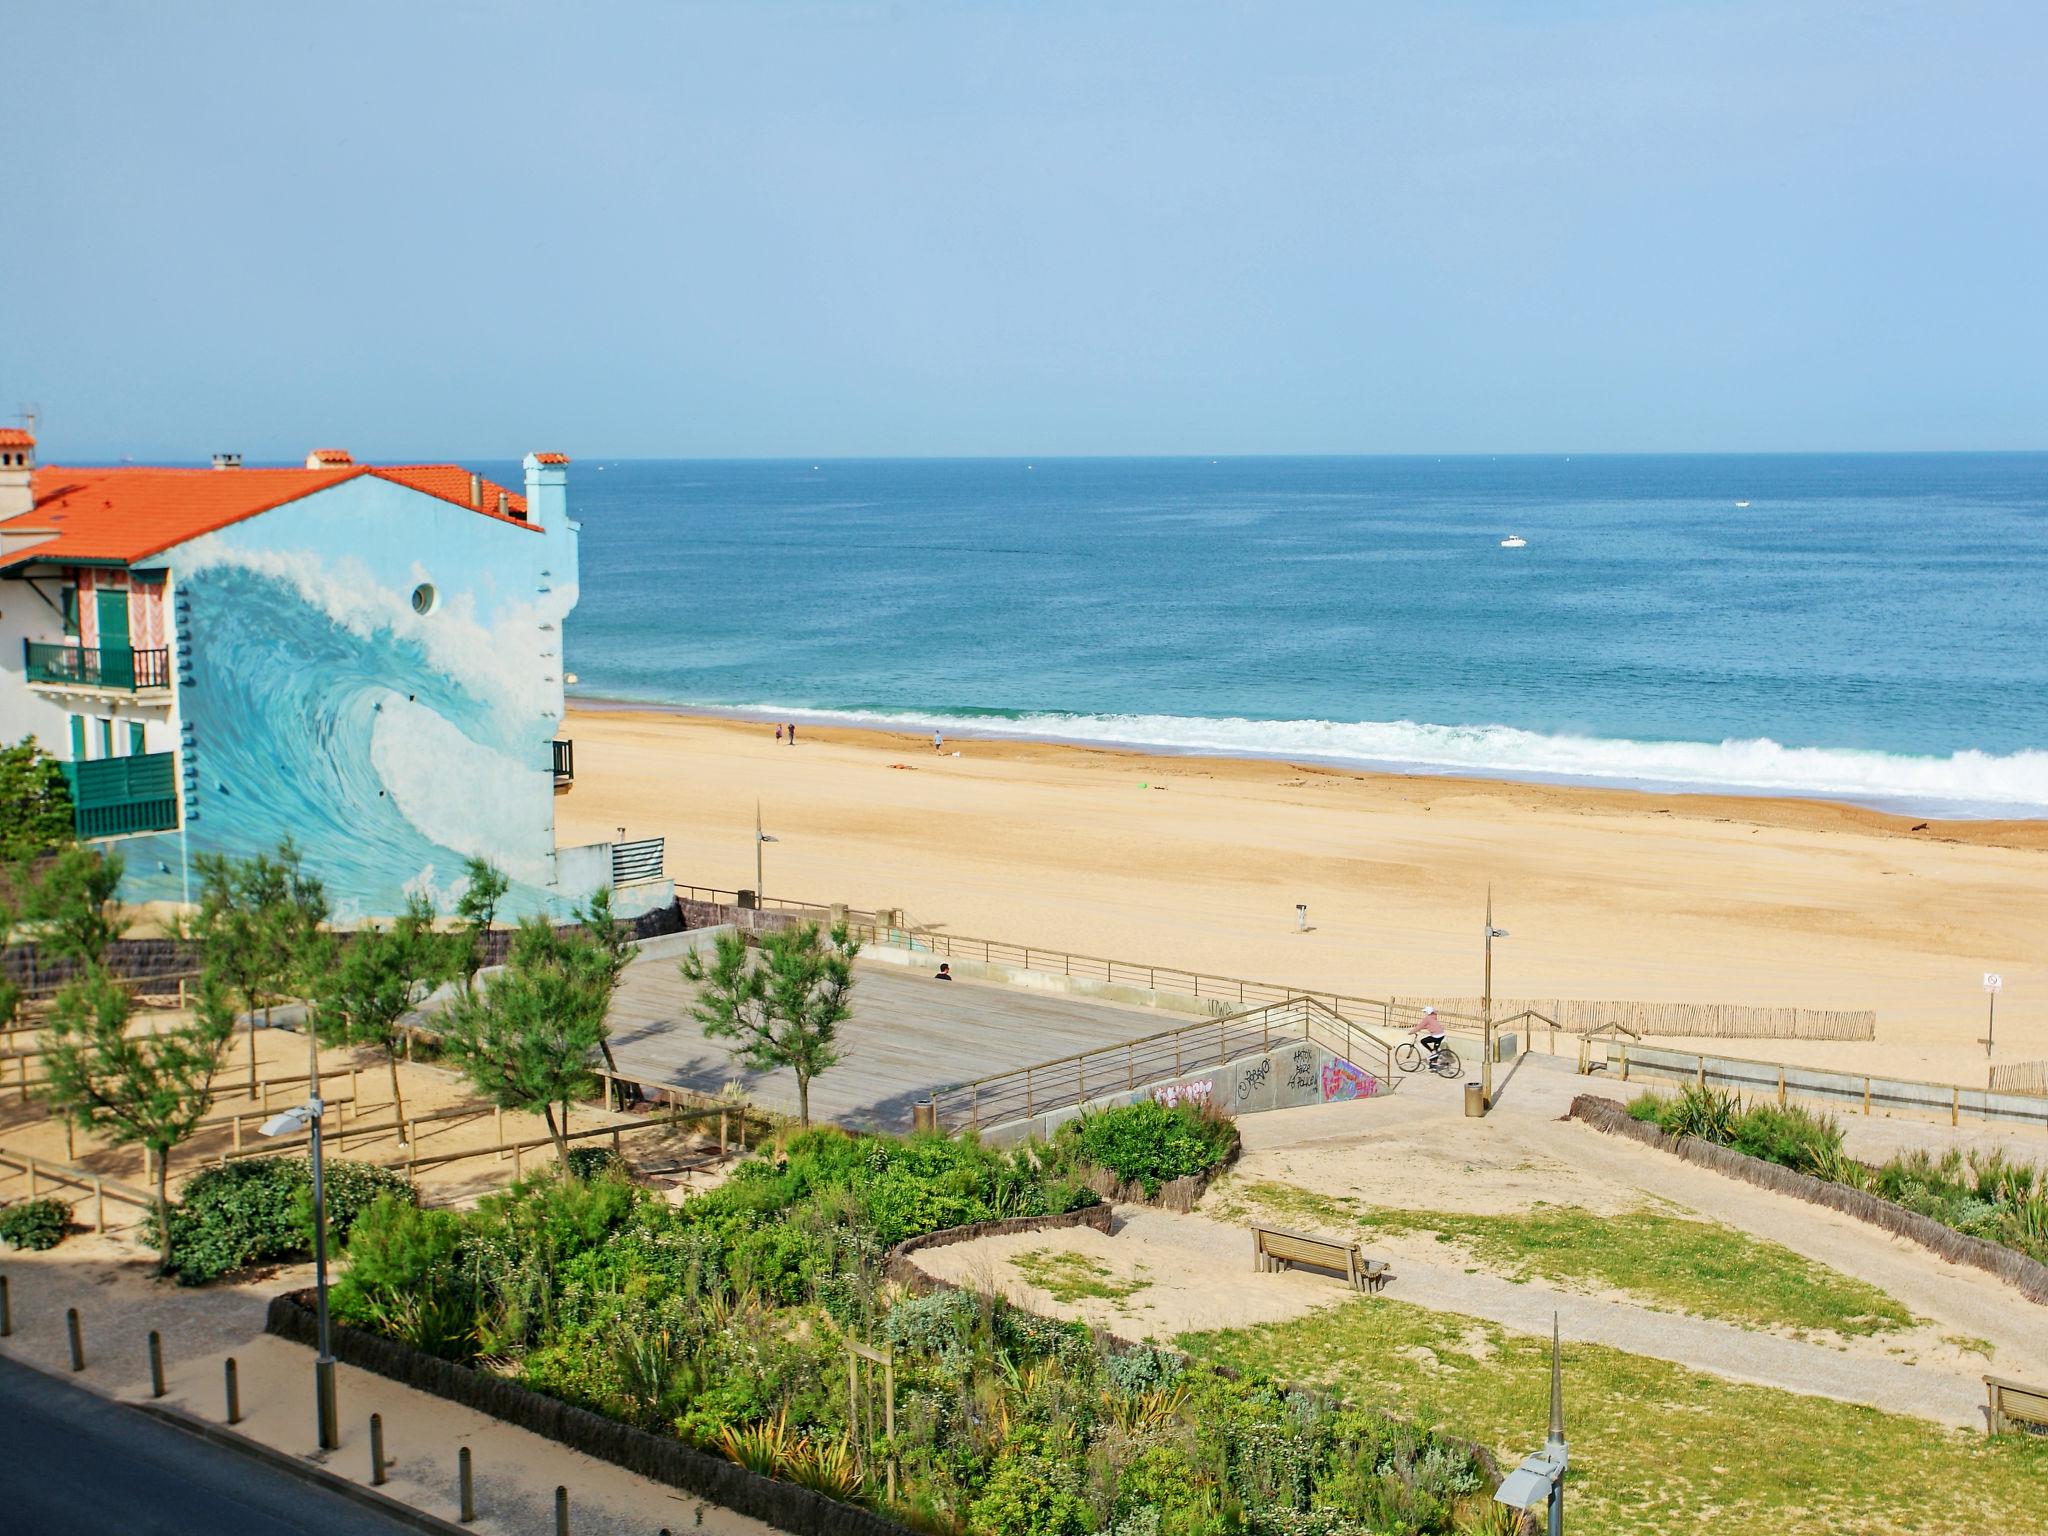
0,429,34,448
307,448,354,465
533,452,570,464
0,462,538,570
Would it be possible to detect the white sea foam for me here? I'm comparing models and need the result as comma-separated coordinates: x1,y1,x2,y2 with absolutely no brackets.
370,696,557,886
688,703,2048,816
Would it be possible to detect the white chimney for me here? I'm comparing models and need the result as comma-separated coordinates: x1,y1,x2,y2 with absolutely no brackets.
305,448,354,470
212,452,243,470
0,429,34,519
522,452,569,534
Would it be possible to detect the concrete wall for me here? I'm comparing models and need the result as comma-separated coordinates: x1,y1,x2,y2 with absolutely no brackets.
979,1039,1385,1147
862,942,1237,1022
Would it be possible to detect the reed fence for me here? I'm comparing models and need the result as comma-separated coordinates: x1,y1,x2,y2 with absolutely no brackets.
1408,996,1875,1042
1989,1060,2048,1098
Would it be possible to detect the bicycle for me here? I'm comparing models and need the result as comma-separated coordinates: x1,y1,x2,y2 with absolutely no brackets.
1393,1040,1463,1079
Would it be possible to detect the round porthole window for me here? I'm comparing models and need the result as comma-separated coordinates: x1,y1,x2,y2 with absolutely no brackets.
411,583,438,615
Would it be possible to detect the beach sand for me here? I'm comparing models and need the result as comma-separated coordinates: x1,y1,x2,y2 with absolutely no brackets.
558,706,2048,1083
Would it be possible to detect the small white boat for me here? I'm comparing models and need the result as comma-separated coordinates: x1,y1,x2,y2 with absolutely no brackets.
1735,500,1750,507
1500,535,1527,549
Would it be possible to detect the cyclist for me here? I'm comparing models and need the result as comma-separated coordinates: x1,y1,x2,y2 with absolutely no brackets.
1410,1007,1448,1071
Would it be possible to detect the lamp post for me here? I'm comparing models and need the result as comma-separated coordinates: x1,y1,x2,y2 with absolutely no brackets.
260,1097,336,1450
1982,973,2001,1059
755,800,778,902
1494,1314,1567,1534
1481,887,1509,1110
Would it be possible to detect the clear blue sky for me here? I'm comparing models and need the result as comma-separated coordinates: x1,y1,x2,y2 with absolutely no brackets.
6,1,2044,460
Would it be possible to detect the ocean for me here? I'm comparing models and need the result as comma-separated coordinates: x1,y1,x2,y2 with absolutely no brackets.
544,454,2048,818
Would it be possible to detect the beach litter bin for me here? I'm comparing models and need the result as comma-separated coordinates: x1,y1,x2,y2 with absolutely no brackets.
1464,1081,1485,1118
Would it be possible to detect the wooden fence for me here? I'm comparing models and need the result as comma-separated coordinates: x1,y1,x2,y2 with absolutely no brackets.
1988,1061,2048,1098
1406,996,1876,1042
0,1149,156,1230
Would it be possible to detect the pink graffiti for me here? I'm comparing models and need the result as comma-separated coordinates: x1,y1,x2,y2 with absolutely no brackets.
1321,1060,1377,1102
1153,1078,1213,1108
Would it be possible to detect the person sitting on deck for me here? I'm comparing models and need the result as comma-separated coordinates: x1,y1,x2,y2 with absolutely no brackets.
934,962,953,981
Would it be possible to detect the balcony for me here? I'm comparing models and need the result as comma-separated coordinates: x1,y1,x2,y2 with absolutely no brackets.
24,640,172,694
61,751,180,840
552,738,574,789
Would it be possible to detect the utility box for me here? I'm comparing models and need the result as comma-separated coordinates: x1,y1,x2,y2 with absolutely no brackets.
1464,1081,1486,1117
737,889,758,910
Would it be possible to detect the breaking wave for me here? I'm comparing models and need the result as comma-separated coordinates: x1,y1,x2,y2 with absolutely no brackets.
689,703,2048,817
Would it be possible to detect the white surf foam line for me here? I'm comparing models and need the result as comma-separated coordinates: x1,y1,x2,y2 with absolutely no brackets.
573,695,2048,818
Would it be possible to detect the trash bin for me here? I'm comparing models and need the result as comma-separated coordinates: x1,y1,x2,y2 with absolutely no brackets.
1464,1081,1486,1117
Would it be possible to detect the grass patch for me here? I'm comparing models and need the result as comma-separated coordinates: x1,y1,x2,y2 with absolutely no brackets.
1228,1181,1913,1337
1011,1246,1151,1305
1183,1297,2048,1536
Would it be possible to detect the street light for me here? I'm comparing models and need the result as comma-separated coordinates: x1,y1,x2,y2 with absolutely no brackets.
1482,887,1509,1110
755,800,779,902
260,1097,337,1451
1495,1314,1568,1534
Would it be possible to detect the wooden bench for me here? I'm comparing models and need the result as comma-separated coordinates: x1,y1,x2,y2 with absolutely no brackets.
1986,1374,2048,1437
1251,1223,1390,1293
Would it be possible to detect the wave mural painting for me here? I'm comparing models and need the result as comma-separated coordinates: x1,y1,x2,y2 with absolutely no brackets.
1,446,622,922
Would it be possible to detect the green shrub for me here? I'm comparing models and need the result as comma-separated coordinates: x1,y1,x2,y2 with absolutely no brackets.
1727,1102,1844,1176
1056,1099,1238,1197
0,1197,71,1250
160,1155,415,1285
333,1195,476,1360
969,1430,1092,1536
1657,1084,1740,1143
1625,1092,1665,1123
564,1146,629,1181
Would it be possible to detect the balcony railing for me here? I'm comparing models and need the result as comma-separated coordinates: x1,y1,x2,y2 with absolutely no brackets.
24,640,172,692
552,738,574,786
61,751,180,840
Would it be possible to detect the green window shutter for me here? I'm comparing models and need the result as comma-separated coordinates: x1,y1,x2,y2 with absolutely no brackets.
61,586,79,637
69,715,86,760
128,723,146,756
97,719,113,758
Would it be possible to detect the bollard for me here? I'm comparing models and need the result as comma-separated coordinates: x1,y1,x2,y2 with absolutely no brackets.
225,1356,242,1424
555,1485,569,1536
369,1413,387,1485
0,1273,10,1338
148,1330,165,1398
66,1307,84,1371
458,1445,475,1523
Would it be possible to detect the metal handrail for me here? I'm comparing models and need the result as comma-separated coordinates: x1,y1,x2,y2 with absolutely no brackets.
926,995,1400,1133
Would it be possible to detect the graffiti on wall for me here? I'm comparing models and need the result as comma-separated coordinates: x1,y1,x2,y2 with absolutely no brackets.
1287,1046,1318,1090
1233,1056,1271,1108
1321,1059,1377,1102
1153,1078,1213,1109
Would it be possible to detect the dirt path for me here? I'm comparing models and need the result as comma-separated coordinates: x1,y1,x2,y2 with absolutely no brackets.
915,1063,2048,1429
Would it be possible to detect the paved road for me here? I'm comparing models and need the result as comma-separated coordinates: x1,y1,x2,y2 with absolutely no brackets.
0,1355,423,1536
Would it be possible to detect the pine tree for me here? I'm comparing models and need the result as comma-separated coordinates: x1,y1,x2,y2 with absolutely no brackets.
452,855,510,996
40,970,237,1273
439,917,610,1167
313,894,450,1145
682,921,859,1130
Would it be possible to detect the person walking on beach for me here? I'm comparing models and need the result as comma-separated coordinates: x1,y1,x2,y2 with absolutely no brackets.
787,722,797,746
933,729,944,753
775,724,784,743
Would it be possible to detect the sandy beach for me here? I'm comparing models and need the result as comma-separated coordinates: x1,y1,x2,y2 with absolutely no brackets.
559,706,2048,1082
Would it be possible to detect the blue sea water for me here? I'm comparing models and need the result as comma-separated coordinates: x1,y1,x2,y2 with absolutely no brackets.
547,455,2048,817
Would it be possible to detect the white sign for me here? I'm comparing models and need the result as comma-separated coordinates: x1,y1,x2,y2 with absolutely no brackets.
1984,973,2003,994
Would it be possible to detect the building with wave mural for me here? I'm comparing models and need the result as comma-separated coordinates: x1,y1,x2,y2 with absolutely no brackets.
0,432,668,920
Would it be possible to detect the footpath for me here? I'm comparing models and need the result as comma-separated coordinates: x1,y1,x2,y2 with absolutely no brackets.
0,1237,781,1536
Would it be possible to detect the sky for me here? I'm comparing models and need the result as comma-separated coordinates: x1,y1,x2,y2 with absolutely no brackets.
5,1,2045,460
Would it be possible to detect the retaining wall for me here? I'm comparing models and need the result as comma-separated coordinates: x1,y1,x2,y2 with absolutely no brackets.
860,943,1237,1022
1619,1045,2048,1131
977,1039,1386,1147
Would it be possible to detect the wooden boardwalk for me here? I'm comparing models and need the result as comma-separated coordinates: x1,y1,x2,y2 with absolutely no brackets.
605,952,1167,1131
